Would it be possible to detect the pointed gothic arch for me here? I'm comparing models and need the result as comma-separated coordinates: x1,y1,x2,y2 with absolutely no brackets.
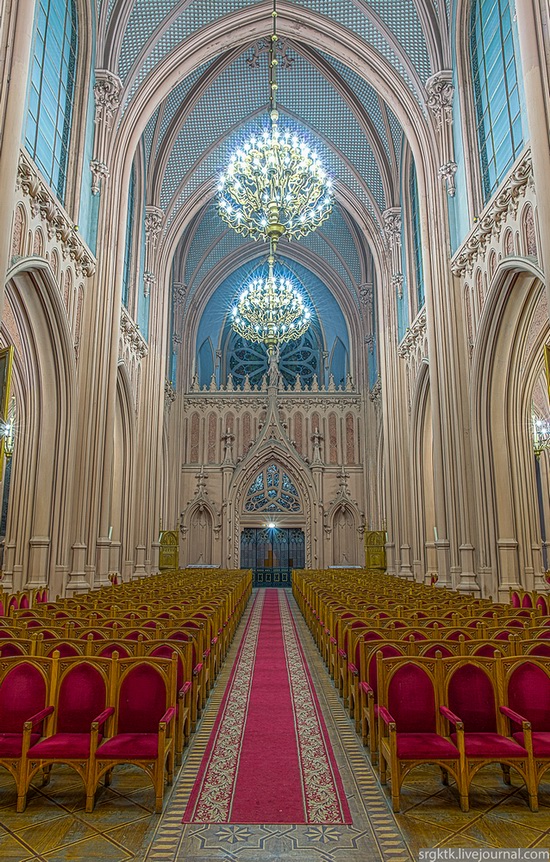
3,257,77,595
471,257,548,599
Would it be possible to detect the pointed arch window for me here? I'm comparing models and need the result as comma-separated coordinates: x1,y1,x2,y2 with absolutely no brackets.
25,0,78,203
244,464,301,513
122,165,136,308
470,0,523,202
410,160,424,311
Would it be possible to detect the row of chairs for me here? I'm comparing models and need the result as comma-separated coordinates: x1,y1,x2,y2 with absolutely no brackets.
374,654,549,814
0,568,253,811
0,653,179,813
292,568,550,812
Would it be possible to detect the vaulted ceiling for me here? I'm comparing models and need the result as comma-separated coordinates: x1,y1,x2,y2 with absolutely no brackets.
97,1,450,334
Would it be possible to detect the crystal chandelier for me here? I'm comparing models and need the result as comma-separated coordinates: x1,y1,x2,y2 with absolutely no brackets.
231,249,311,352
217,0,333,246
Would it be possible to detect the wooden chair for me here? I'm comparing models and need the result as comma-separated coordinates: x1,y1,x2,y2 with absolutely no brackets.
19,656,113,811
440,656,538,811
0,657,54,806
502,657,550,799
88,655,177,813
377,655,466,812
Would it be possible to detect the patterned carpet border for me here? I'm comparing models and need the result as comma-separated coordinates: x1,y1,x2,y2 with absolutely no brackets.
182,592,264,823
279,592,352,825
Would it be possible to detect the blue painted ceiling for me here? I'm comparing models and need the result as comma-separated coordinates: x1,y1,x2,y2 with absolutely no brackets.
95,1,445,349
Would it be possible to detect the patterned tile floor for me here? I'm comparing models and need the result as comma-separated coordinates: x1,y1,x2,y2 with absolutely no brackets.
0,589,548,861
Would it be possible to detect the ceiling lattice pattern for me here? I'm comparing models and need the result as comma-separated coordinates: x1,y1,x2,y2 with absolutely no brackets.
155,60,216,156
115,0,432,114
160,49,385,225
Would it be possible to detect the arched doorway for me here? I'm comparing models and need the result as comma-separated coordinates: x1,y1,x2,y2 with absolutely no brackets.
239,462,306,586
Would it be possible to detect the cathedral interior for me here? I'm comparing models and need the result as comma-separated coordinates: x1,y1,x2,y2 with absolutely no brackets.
0,0,549,859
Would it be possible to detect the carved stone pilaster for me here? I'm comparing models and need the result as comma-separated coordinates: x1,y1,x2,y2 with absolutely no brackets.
91,70,122,195
144,206,164,290
426,70,456,197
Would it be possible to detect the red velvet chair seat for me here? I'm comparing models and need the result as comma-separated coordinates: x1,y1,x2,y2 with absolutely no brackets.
97,733,159,759
451,732,527,758
0,733,40,756
27,733,102,759
396,733,459,760
514,731,550,756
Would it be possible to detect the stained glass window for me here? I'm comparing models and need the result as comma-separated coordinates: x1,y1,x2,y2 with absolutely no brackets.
25,0,78,203
226,329,320,389
122,165,136,308
244,464,301,513
470,0,523,202
410,160,424,311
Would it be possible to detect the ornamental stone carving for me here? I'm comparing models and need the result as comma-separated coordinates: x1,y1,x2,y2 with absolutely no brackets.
16,151,96,277
426,70,454,129
144,206,164,284
451,150,532,277
91,70,122,195
438,161,458,197
119,305,148,361
382,207,402,250
93,70,122,126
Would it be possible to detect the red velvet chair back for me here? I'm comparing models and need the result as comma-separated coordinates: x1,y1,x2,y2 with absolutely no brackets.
387,664,436,733
150,645,182,690
448,664,496,732
527,642,550,657
47,642,80,658
536,630,550,639
117,664,168,733
0,664,47,732
0,642,25,657
522,595,533,608
422,643,453,658
99,643,130,658
511,591,520,607
473,644,500,657
536,597,548,614
507,662,550,732
408,630,428,641
57,664,107,733
447,630,471,641
368,645,402,699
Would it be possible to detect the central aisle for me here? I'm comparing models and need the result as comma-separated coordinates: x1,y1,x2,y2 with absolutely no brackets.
183,590,351,825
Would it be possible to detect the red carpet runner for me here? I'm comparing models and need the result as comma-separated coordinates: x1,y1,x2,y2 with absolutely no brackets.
183,590,352,824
